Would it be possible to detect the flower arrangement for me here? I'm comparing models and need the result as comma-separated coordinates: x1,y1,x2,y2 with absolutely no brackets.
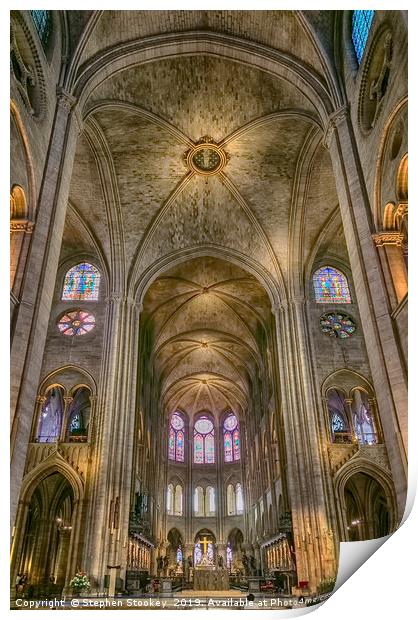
69,571,91,592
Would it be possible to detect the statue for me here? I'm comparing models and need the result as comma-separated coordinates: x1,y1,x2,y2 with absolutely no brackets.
163,556,169,577
217,555,224,568
250,556,257,576
157,556,164,576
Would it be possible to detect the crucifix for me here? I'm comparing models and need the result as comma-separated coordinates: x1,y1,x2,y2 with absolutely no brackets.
199,535,211,554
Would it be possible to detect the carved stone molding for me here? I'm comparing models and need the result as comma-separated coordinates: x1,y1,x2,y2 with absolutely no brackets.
358,27,393,133
56,86,84,133
10,11,47,119
372,231,404,247
322,105,349,149
10,219,34,233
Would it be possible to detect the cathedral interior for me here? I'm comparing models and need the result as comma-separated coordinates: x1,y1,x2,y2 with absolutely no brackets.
10,9,407,603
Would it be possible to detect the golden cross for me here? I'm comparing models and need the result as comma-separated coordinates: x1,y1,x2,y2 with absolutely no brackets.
199,535,211,554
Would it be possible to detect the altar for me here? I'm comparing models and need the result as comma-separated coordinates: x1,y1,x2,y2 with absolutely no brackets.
192,534,229,591
194,567,229,591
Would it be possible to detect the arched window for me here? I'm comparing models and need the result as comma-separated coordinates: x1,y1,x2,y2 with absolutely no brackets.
36,387,63,443
194,486,204,516
168,413,185,462
205,486,216,516
174,484,183,516
194,416,215,464
227,484,236,515
352,389,378,445
313,266,351,303
223,413,240,462
194,542,202,565
176,545,183,564
327,388,351,444
167,484,174,515
30,10,51,48
352,10,375,65
62,263,100,301
236,483,244,514
67,387,91,442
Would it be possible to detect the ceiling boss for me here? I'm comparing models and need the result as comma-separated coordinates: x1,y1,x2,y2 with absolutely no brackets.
184,136,229,176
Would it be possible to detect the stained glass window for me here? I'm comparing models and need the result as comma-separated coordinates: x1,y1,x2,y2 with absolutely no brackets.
207,542,214,563
177,546,183,564
233,429,240,461
352,10,375,65
313,266,351,303
320,312,356,339
194,416,215,464
62,263,100,301
226,542,233,570
30,10,51,48
223,413,240,462
331,413,345,433
57,310,96,336
168,413,185,462
194,543,202,565
224,431,233,462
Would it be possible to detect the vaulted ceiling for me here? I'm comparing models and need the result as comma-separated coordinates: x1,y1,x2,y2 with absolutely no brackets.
61,11,350,417
142,257,271,418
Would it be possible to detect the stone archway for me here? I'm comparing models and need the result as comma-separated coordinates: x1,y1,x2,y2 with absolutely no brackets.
13,472,75,597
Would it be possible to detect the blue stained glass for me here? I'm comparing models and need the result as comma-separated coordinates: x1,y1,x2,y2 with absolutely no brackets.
176,546,183,564
194,543,202,565
62,263,100,301
30,11,51,48
207,542,214,563
352,11,375,65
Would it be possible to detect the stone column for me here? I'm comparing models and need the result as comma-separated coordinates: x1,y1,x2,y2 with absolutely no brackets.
272,300,338,591
82,296,141,588
325,107,407,515
59,397,74,443
372,232,407,306
10,88,83,531
55,529,72,585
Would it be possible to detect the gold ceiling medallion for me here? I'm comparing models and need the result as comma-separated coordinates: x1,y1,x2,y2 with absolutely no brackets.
184,137,228,176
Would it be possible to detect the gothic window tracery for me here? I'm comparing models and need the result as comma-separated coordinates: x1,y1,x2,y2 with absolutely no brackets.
194,416,215,464
223,413,240,462
57,310,96,336
168,413,185,462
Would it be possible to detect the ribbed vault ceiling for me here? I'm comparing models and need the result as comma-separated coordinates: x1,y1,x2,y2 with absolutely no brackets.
142,257,271,418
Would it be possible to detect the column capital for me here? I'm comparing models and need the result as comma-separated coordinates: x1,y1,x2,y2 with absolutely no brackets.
63,396,73,406
35,395,46,405
372,231,404,247
323,105,350,149
56,87,84,133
